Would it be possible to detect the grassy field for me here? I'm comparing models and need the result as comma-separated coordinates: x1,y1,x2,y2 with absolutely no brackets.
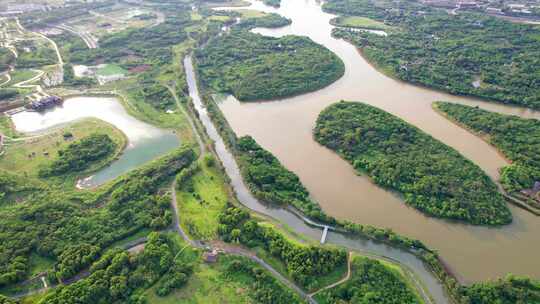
96,63,128,76
28,253,55,277
177,156,229,240
0,118,126,179
331,16,391,30
6,69,40,86
146,255,254,304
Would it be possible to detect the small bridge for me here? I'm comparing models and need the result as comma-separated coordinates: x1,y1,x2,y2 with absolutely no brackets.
320,226,329,244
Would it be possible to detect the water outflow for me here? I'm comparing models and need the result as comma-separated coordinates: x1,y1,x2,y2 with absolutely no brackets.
184,56,449,304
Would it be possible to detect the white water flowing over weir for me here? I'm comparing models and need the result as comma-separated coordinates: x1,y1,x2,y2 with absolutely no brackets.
184,56,446,304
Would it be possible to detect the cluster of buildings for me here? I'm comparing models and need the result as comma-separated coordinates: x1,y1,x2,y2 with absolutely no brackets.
420,0,540,19
521,181,540,204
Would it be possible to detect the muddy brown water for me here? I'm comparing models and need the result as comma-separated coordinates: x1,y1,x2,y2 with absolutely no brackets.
216,0,540,283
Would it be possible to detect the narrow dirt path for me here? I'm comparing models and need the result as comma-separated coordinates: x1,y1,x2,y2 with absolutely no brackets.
309,251,352,297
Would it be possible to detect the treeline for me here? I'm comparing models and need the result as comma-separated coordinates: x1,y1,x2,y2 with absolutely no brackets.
326,0,540,109
315,256,421,304
237,136,334,223
0,147,195,287
314,101,511,225
38,134,117,177
435,102,540,194
218,205,346,289
460,275,540,304
236,13,292,30
0,48,14,72
40,232,192,303
224,257,304,304
196,30,344,101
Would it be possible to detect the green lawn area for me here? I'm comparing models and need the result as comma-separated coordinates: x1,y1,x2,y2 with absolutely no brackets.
0,118,126,179
177,156,229,240
6,69,39,86
331,16,390,30
96,63,128,76
145,255,253,304
208,15,233,22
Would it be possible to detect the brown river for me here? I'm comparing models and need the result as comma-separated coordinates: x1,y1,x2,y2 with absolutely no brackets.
216,0,540,283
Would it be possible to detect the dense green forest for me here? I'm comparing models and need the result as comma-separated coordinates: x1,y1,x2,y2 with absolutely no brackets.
196,30,344,101
0,148,195,287
314,101,511,225
236,13,291,30
326,0,540,109
218,205,346,289
237,136,334,223
315,256,420,304
41,232,192,303
461,275,540,304
435,102,540,194
38,134,117,177
14,43,57,69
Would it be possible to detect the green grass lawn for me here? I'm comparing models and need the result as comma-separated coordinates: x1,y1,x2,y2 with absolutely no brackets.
332,16,391,30
177,156,229,240
6,69,40,86
145,255,255,304
96,63,128,76
0,118,126,179
28,253,55,277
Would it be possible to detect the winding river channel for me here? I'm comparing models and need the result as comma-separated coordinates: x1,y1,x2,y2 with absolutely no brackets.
10,96,179,187
215,0,540,284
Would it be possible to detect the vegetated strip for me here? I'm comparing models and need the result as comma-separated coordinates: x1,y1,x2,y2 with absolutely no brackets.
314,101,511,225
434,102,540,211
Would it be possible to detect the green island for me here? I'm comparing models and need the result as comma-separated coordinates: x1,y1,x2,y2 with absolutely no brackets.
434,102,540,209
325,0,540,110
0,118,126,184
314,256,422,304
236,10,292,30
314,101,511,225
196,30,344,101
330,16,391,31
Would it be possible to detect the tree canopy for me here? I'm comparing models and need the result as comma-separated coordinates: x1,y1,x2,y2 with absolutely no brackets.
314,101,511,225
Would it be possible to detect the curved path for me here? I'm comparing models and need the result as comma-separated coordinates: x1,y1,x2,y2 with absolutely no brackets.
309,251,352,297
183,55,441,304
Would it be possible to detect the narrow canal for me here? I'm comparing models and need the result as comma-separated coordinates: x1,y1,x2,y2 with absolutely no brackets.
215,0,540,283
184,55,449,304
